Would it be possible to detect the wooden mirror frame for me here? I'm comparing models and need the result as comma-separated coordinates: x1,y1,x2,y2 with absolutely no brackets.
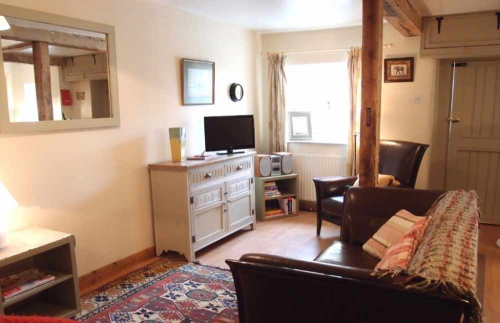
0,4,120,134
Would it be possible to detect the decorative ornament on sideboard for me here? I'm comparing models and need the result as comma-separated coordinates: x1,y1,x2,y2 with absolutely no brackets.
169,127,186,162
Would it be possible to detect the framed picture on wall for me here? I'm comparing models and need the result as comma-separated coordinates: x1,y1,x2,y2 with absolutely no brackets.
384,57,414,83
182,59,215,105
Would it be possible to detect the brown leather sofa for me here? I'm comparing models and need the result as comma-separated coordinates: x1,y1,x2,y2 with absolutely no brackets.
227,187,473,323
313,140,429,234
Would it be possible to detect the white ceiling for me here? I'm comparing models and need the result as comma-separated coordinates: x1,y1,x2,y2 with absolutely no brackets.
160,0,500,32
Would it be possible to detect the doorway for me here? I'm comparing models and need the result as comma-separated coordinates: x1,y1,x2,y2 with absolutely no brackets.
430,59,500,224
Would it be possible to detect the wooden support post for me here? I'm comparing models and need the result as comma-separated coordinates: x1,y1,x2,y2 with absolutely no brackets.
32,41,53,121
359,0,383,187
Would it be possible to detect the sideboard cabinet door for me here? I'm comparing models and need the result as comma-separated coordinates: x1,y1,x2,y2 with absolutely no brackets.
226,175,253,232
191,182,226,250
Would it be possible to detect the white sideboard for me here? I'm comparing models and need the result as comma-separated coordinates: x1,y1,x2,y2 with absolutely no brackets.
149,152,256,261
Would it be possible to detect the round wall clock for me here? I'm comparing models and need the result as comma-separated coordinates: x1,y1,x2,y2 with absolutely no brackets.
230,83,244,102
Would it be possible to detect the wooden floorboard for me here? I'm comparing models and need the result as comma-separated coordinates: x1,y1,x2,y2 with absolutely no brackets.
478,224,500,323
196,211,339,268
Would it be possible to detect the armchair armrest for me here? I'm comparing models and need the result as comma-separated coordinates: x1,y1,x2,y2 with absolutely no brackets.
313,176,357,201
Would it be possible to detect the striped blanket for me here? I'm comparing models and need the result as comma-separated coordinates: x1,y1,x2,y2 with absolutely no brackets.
383,190,482,323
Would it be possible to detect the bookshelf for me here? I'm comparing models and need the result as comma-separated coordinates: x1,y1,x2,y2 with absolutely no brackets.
0,227,80,318
255,174,299,222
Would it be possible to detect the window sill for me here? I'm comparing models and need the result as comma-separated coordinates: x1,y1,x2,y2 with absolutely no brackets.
288,141,347,146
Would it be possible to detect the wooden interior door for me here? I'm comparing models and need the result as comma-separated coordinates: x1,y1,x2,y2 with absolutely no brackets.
446,60,500,224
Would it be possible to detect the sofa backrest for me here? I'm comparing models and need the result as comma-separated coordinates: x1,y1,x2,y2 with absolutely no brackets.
341,187,444,245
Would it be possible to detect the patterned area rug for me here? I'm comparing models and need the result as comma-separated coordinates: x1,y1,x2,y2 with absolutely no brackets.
74,257,239,323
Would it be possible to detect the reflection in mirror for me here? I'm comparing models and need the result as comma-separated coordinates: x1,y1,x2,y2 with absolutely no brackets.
1,17,111,122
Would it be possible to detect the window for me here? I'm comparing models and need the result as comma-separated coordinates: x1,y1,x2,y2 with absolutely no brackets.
289,112,312,140
286,61,350,144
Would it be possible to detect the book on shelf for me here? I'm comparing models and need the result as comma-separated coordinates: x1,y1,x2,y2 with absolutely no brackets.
264,181,281,198
0,269,56,301
265,208,284,217
278,197,296,215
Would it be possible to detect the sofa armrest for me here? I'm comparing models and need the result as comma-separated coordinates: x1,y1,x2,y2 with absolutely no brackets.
313,176,357,205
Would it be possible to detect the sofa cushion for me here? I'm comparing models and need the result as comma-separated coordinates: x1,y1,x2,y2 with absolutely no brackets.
375,216,429,271
362,210,423,259
314,241,379,270
320,196,344,218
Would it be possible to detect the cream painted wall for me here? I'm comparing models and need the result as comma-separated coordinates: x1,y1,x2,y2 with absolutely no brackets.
0,0,258,275
259,24,435,189
67,80,92,119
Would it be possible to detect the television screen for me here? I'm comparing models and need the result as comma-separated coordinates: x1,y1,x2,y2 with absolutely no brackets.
204,115,255,154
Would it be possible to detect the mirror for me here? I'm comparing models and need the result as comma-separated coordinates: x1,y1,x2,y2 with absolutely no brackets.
0,4,120,133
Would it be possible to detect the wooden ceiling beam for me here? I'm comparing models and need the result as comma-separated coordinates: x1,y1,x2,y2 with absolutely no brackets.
383,0,422,37
3,52,65,66
1,25,106,52
2,41,32,53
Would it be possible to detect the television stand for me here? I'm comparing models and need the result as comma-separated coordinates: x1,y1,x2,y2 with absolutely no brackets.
217,149,245,155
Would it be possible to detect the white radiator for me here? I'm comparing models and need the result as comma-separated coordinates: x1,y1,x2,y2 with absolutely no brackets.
292,153,347,202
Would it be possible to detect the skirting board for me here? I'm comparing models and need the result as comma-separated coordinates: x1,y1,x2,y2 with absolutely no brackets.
300,200,317,212
79,246,156,294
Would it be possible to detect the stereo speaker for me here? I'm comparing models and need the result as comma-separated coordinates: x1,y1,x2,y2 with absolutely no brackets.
254,155,271,177
274,152,293,175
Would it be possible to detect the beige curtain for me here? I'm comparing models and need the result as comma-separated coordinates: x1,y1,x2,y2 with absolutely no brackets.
267,53,287,153
346,47,362,176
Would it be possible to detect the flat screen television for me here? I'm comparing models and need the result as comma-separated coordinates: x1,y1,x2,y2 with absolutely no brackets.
204,115,255,155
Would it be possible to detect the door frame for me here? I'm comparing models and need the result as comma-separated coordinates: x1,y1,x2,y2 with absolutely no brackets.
428,57,500,190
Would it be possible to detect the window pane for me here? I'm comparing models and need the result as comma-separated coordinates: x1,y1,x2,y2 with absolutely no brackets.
285,61,349,144
291,116,310,136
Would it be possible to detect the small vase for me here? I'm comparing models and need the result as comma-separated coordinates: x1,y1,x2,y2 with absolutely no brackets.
169,127,186,162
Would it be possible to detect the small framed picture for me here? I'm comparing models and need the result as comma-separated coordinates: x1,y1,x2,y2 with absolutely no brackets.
182,59,215,105
384,57,414,83
76,92,85,100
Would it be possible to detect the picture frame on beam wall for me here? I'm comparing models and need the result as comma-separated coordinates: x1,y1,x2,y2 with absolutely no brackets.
384,57,414,83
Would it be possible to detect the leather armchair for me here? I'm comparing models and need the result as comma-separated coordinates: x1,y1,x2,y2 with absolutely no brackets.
313,140,429,235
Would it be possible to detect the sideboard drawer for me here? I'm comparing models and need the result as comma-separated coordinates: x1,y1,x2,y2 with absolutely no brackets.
225,157,253,176
190,165,225,185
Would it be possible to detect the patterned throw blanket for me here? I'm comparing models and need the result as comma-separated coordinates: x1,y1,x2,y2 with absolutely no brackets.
383,190,482,323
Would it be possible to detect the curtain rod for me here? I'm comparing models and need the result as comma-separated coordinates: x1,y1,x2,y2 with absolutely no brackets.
260,48,349,56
